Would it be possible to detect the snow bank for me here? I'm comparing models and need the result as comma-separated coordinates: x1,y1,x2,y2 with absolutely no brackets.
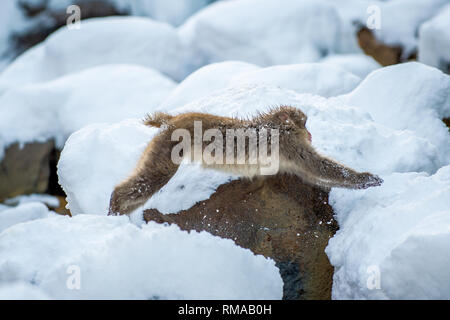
323,62,450,299
4,194,60,208
419,4,450,72
338,62,450,168
320,54,381,79
0,64,175,157
372,0,448,59
0,16,190,92
0,202,52,233
0,214,282,299
327,166,450,299
179,0,341,68
161,61,362,110
328,0,449,59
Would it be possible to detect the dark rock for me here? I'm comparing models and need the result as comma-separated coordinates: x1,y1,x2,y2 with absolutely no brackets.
144,174,338,300
0,140,54,201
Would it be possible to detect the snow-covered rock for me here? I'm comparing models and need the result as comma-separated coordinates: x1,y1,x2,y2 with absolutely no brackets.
161,61,362,110
327,165,450,299
328,0,449,59
338,62,450,168
0,214,282,299
179,0,341,68
320,54,381,79
0,64,175,157
419,4,450,73
0,16,190,92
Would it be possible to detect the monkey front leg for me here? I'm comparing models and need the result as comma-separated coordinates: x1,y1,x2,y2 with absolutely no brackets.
108,138,179,216
293,146,383,190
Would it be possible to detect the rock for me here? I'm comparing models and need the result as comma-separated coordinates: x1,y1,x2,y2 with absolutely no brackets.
357,27,404,66
144,174,338,300
0,140,54,201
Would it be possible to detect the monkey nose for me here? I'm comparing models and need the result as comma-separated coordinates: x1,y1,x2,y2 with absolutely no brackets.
307,131,312,142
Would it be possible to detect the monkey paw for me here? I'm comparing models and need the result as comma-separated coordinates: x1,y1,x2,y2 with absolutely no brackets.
357,173,383,189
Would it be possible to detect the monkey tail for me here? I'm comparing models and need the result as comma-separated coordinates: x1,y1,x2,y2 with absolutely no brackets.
143,112,174,128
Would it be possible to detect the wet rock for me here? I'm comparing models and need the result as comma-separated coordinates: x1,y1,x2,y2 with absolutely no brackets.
144,174,338,300
0,140,54,201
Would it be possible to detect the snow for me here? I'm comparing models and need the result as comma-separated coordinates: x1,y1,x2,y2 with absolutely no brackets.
0,282,50,300
0,16,191,92
320,54,381,79
0,64,175,157
4,194,60,208
161,61,362,111
0,202,52,233
327,166,450,299
371,0,448,59
419,4,450,72
337,62,450,168
0,214,282,299
179,0,341,68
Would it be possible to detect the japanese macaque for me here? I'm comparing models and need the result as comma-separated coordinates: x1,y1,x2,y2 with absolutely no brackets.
108,106,382,215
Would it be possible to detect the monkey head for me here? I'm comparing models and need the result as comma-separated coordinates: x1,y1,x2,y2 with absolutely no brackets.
271,106,312,142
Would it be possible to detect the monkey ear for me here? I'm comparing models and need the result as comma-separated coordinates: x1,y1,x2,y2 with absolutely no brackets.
278,112,290,122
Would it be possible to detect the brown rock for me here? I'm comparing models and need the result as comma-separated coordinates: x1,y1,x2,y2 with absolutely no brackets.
444,118,450,131
357,27,403,66
144,174,338,300
0,140,54,201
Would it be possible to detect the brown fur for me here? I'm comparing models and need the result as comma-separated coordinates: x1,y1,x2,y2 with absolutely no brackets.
108,106,382,215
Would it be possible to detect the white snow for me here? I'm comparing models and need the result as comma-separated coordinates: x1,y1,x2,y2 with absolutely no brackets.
4,194,60,208
419,3,450,72
0,64,175,158
0,16,191,92
179,0,341,68
161,61,362,111
327,166,450,299
337,62,450,168
0,282,50,300
320,54,381,79
0,202,52,233
0,214,282,299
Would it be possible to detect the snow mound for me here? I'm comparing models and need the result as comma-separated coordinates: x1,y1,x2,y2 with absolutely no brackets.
179,0,341,68
161,61,362,110
419,4,450,72
338,62,450,167
0,202,52,233
372,0,448,59
0,16,190,93
320,54,381,79
0,64,175,157
0,214,282,299
327,165,450,299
